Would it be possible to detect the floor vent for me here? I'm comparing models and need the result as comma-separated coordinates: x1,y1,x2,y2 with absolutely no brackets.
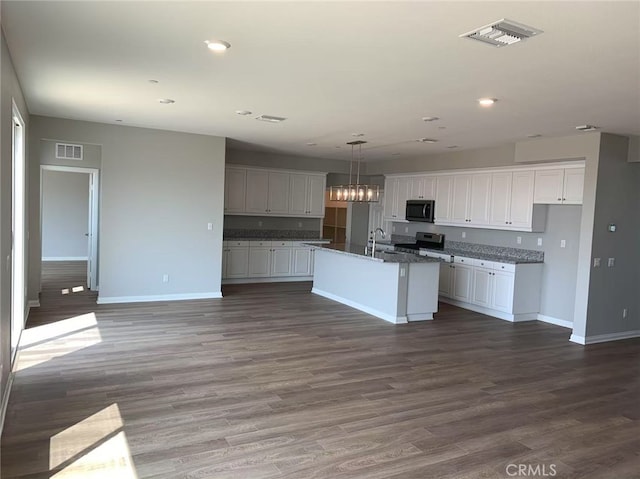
460,19,543,47
56,143,83,160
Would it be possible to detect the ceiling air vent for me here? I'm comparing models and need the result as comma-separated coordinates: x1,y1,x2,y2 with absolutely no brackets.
255,115,287,123
460,19,543,47
56,143,83,160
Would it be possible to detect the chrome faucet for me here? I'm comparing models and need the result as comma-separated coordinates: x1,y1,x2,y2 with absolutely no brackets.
371,227,386,257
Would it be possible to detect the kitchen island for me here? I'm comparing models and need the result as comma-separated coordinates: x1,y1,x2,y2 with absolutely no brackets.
310,243,441,324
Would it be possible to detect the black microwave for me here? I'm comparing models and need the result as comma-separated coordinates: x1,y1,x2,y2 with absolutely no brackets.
406,200,435,222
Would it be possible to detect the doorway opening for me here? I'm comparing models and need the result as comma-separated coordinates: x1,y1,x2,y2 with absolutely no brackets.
40,166,100,292
11,102,26,364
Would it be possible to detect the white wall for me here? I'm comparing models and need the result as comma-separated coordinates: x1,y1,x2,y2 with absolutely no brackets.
41,170,89,260
29,116,226,303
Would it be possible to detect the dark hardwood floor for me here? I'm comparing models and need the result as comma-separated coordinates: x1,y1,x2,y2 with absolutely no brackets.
2,261,639,478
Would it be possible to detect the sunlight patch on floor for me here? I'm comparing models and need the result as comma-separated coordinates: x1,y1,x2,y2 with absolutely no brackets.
49,404,137,478
16,312,102,371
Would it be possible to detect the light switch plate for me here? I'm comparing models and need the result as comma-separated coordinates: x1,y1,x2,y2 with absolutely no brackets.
516,236,522,244
560,240,566,248
462,232,466,238
608,258,615,267
593,258,601,267
537,238,543,246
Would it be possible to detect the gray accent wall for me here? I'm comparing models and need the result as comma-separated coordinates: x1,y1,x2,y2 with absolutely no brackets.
29,116,226,302
392,204,582,324
1,29,30,427
226,148,349,174
41,170,89,259
584,134,640,337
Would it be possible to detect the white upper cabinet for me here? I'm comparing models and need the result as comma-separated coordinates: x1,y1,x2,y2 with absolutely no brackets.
409,176,436,200
224,167,247,213
225,167,326,218
435,175,454,223
489,170,541,230
383,177,410,221
534,167,584,204
446,173,491,225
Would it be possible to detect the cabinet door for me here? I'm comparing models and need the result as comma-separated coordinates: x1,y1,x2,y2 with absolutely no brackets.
533,170,564,204
563,168,584,204
450,175,472,224
471,267,493,307
248,247,271,277
288,174,308,216
469,174,492,225
226,247,250,278
383,178,398,220
267,172,290,214
224,168,247,213
422,176,436,200
452,264,472,302
489,172,512,226
307,175,326,216
270,247,292,276
291,247,312,276
395,177,410,220
509,171,535,228
435,175,453,223
246,170,270,213
409,177,424,199
222,248,228,279
438,263,453,297
492,270,515,313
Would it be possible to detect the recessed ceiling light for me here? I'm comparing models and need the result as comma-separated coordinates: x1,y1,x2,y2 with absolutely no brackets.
205,40,231,51
575,125,599,132
438,126,447,130
422,116,440,122
478,98,497,107
416,138,438,143
447,145,459,149
527,134,542,138
158,98,175,104
351,133,365,137
235,110,252,116
391,153,401,156
255,115,287,123
306,142,317,146
115,119,123,122
148,79,159,84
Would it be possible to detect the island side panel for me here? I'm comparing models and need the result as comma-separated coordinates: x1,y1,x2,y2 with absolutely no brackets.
311,249,406,323
406,262,440,321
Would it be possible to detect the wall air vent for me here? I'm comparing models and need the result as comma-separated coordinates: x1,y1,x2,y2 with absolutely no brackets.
255,115,287,123
56,143,83,160
575,125,599,132
460,19,543,47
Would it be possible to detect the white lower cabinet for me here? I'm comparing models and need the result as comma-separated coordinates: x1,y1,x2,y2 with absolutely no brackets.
438,255,542,322
223,241,322,282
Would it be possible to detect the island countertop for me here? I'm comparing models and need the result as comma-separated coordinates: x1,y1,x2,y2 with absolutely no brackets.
308,242,441,264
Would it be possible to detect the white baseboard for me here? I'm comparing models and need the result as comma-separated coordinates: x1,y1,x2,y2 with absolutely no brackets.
97,292,223,305
537,314,572,329
42,256,88,261
407,313,434,321
1,371,15,437
311,287,408,324
222,276,313,284
570,330,640,345
27,299,40,308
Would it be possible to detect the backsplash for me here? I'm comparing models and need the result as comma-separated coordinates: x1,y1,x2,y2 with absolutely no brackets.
224,229,323,239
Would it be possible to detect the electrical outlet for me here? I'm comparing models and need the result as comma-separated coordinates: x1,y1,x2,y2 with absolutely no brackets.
207,222,213,231
516,236,522,245
400,267,406,277
560,240,566,248
404,226,409,233
623,308,628,319
462,231,466,239
258,221,263,227
298,222,302,228
537,238,543,246
608,257,615,267
593,258,601,267
162,274,169,283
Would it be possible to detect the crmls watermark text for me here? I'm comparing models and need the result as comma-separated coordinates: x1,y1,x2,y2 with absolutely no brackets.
506,463,557,477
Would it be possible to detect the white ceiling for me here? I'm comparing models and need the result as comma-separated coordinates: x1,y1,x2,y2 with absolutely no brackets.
2,1,639,162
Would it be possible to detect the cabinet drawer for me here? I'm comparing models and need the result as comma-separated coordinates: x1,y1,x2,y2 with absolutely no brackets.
272,241,293,247
250,241,272,247
228,240,250,247
453,256,473,265
494,262,516,272
473,259,496,269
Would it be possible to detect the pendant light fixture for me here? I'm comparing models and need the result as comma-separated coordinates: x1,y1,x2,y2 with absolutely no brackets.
329,140,380,202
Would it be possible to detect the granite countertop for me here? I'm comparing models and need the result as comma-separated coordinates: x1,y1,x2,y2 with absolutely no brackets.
309,242,441,264
409,247,543,264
